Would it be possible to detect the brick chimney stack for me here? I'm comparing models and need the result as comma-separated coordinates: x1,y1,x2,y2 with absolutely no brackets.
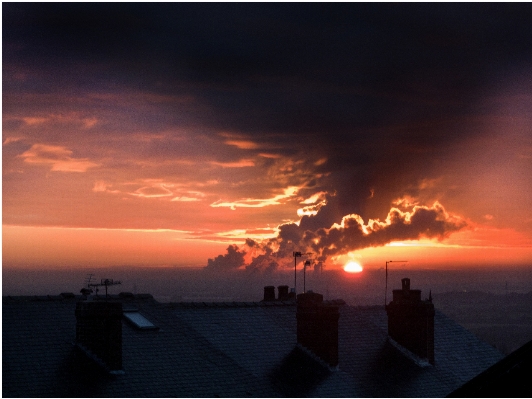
386,278,435,364
263,286,276,301
296,292,340,367
75,301,123,372
278,285,289,300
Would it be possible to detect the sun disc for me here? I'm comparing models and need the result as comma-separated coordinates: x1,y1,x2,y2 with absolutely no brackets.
344,261,363,273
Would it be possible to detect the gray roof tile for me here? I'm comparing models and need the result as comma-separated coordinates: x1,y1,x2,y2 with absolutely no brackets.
3,294,502,397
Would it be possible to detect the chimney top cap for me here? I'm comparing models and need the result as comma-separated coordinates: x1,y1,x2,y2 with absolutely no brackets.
297,291,323,304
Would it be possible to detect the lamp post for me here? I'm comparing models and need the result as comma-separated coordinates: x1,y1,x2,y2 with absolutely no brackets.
304,260,312,293
385,260,407,308
293,252,302,294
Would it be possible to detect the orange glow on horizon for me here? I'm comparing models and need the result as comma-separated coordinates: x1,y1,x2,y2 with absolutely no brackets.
349,242,532,270
3,224,531,270
2,225,229,268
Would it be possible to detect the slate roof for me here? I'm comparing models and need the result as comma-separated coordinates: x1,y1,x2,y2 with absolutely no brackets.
2,293,503,397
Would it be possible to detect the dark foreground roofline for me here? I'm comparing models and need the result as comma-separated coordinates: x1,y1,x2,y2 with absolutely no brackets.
166,298,346,308
2,293,345,307
3,292,155,302
447,339,532,397
3,280,503,398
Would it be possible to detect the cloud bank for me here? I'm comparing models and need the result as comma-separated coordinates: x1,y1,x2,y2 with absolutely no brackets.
206,199,467,272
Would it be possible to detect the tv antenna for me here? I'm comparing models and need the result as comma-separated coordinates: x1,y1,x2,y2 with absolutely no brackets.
80,273,95,296
293,251,313,295
385,260,407,308
303,258,315,293
89,278,122,299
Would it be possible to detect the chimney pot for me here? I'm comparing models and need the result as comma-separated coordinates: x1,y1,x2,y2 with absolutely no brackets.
277,285,289,300
263,286,275,301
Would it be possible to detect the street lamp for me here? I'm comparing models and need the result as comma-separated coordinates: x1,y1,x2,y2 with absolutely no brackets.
304,259,312,293
293,251,313,295
293,252,302,294
385,260,407,308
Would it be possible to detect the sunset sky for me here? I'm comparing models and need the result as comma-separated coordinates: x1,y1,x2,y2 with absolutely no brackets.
3,3,532,272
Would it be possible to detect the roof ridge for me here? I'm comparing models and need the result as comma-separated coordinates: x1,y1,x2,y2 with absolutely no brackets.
166,300,299,308
2,293,155,302
345,304,383,309
387,337,432,367
165,298,350,308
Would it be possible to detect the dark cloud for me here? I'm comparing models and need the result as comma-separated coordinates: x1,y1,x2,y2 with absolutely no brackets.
6,4,532,158
6,3,530,153
204,201,467,271
205,244,246,272
311,203,467,260
220,202,467,272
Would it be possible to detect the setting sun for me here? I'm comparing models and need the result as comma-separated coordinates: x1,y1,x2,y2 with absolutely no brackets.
344,261,364,273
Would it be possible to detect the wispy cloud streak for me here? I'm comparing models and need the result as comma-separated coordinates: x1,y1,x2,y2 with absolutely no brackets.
19,144,99,172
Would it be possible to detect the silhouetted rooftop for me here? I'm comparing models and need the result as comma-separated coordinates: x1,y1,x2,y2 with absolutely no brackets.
2,292,503,397
448,339,532,397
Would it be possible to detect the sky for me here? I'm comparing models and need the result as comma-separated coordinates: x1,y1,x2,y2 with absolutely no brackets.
3,3,532,273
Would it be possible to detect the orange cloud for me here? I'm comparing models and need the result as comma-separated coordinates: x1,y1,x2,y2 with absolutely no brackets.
93,180,119,193
3,137,24,145
210,159,255,168
224,139,259,150
93,181,109,192
259,153,282,159
393,195,420,208
219,131,260,150
130,182,175,198
14,113,99,128
213,227,278,241
171,196,202,202
210,186,300,210
300,191,328,205
297,191,328,217
94,178,207,202
19,144,99,172
297,205,321,217
22,117,49,125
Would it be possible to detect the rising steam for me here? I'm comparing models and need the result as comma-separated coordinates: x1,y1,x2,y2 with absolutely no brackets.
205,201,467,272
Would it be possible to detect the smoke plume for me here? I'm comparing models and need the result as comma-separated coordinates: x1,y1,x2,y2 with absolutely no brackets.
206,201,467,271
205,244,246,272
